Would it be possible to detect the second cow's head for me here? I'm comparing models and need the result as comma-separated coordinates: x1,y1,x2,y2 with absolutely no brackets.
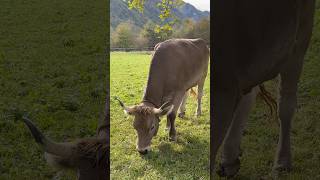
115,97,173,154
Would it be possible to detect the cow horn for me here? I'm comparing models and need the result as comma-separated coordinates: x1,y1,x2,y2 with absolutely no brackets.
21,117,75,157
153,101,174,115
114,96,133,114
159,101,170,110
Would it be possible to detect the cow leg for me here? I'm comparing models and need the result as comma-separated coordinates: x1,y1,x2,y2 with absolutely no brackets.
273,60,303,174
196,78,205,117
217,87,258,178
211,88,239,177
178,91,188,118
167,92,185,141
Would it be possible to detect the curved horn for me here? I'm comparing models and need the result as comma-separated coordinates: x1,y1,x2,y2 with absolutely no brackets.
114,96,133,114
153,101,174,116
159,101,170,110
114,96,126,108
21,116,75,157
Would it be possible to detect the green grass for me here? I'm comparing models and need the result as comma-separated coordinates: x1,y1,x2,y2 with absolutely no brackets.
110,2,320,179
110,51,210,179
0,0,108,179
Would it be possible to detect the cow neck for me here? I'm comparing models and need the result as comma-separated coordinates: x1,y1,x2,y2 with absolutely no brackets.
142,75,164,108
97,98,109,139
97,120,108,138
141,99,157,108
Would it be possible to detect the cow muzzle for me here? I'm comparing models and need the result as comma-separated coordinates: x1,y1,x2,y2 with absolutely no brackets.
136,146,151,155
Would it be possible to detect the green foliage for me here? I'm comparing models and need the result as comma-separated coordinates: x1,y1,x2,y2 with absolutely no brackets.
110,17,210,48
172,17,210,44
110,52,210,179
112,22,136,48
128,0,146,12
0,0,108,179
141,21,162,47
128,0,182,39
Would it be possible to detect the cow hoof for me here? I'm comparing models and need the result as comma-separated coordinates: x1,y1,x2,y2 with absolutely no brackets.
272,165,291,178
178,112,185,118
216,158,240,178
169,137,177,142
196,111,201,117
169,135,177,142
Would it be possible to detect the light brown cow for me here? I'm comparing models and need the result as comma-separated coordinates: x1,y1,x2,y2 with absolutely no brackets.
116,38,209,154
212,0,315,178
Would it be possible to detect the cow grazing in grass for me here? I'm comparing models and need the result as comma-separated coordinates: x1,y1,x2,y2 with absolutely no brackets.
212,0,315,178
116,38,209,154
22,96,109,180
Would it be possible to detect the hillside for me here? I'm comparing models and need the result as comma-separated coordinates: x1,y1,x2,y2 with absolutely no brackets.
110,0,210,28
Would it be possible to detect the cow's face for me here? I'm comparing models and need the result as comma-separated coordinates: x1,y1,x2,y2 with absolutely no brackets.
114,97,173,154
131,105,161,154
45,148,108,180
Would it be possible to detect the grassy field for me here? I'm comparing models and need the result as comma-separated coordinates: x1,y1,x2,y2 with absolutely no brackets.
110,2,320,179
0,0,108,179
110,51,211,179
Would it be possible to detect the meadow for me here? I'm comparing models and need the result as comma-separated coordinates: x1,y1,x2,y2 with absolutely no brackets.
110,2,320,179
0,0,108,179
110,51,211,179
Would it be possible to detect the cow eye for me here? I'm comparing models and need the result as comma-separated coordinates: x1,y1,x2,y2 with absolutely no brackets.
150,125,155,131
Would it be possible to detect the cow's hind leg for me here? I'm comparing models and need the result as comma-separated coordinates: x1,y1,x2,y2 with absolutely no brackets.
217,87,258,178
178,91,188,118
273,60,303,175
273,2,314,175
196,77,206,117
211,86,239,177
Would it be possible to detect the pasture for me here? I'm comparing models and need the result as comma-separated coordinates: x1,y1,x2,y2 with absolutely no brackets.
110,51,211,179
110,2,320,178
0,0,107,179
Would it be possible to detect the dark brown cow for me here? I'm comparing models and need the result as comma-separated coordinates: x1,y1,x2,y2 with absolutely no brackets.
22,94,109,180
116,38,209,154
212,0,316,178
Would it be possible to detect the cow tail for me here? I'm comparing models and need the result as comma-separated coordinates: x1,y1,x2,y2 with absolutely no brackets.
190,87,197,99
257,84,278,124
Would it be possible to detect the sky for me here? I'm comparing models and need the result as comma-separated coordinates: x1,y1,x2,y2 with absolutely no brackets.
183,0,210,12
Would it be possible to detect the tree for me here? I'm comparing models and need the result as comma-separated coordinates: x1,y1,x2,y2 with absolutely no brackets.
128,0,182,38
171,17,210,44
112,22,135,48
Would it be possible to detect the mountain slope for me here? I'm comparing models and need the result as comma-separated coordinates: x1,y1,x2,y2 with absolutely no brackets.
110,0,210,28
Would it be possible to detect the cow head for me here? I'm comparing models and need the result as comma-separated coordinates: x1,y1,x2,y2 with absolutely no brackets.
114,97,173,154
21,117,109,180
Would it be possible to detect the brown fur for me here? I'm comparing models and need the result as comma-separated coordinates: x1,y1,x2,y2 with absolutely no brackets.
131,105,155,115
76,138,109,166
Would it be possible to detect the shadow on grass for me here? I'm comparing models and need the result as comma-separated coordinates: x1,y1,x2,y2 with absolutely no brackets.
139,131,210,179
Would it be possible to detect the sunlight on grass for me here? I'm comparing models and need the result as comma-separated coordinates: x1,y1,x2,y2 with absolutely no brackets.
110,51,210,179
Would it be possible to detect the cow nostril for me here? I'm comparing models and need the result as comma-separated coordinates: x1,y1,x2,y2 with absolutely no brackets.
138,149,148,155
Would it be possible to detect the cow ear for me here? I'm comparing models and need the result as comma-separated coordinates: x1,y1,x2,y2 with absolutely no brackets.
44,152,76,169
123,106,135,116
154,105,174,117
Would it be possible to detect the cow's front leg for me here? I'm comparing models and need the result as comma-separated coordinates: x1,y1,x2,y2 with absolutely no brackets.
167,112,177,141
167,92,185,141
217,87,258,178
